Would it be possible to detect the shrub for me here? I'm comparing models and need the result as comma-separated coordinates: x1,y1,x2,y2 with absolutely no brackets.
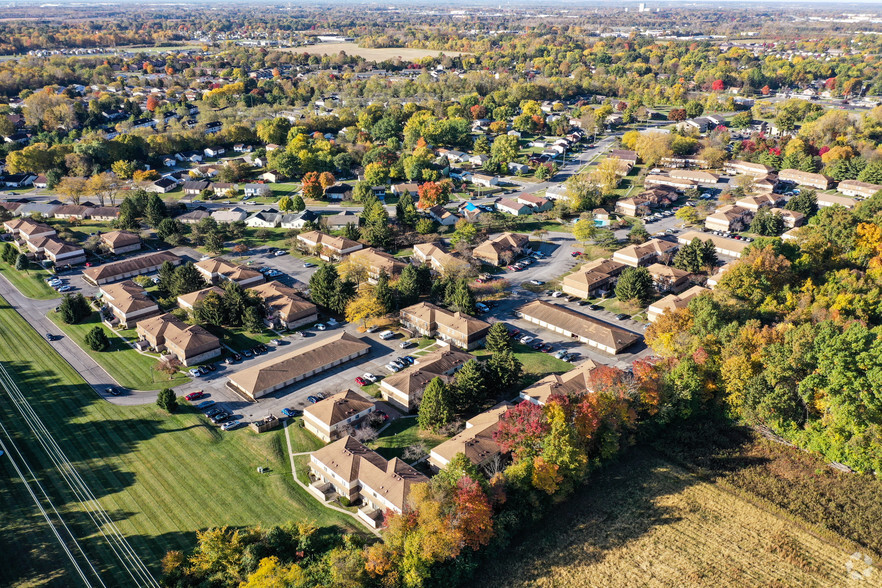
84,326,110,351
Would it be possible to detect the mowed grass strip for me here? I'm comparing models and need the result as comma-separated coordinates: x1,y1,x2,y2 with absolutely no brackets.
0,258,58,299
0,297,356,583
47,309,190,391
476,448,861,588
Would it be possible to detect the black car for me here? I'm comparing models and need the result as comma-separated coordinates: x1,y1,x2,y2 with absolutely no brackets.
211,412,230,424
232,353,242,361
242,348,253,357
577,300,589,306
106,387,122,396
206,407,224,418
589,304,602,311
206,364,217,372
615,313,630,321
46,333,57,341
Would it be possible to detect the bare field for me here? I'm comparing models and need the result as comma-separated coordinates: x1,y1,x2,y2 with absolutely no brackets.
478,450,867,588
285,42,466,60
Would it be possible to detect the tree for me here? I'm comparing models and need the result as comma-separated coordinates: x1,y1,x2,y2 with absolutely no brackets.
673,237,718,273
490,135,519,165
417,180,451,209
487,349,522,391
345,288,385,329
675,206,701,226
418,377,454,432
635,131,673,167
194,292,226,327
156,388,178,413
445,279,476,314
59,293,91,324
573,218,597,246
111,160,138,180
449,218,477,247
593,157,622,195
452,360,487,413
397,264,420,306
750,207,785,236
84,325,110,351
300,172,323,200
485,322,512,353
15,253,28,272
494,400,548,461
243,306,263,333
290,194,305,212
615,267,653,303
56,176,88,205
452,477,494,550
171,263,207,296
565,172,603,212
374,270,394,313
278,195,293,212
629,222,650,244
785,189,818,217
145,193,167,227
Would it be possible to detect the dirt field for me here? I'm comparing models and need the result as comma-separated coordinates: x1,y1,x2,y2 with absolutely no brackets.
285,42,466,60
477,449,869,588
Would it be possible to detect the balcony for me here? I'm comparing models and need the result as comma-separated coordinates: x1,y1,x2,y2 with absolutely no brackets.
357,506,383,529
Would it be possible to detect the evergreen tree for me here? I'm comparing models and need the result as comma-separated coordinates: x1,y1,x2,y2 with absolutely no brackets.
446,279,476,314
158,260,177,296
673,237,718,273
485,322,512,353
145,193,168,227
15,253,28,272
290,194,305,212
243,306,263,333
615,267,653,304
418,377,453,432
397,264,420,306
374,270,394,313
1,243,14,264
309,264,340,309
117,196,140,230
84,326,110,351
172,263,207,297
750,207,785,236
452,360,487,413
222,281,248,326
342,222,361,241
415,264,433,295
487,349,522,391
785,189,818,218
156,388,178,413
193,292,226,327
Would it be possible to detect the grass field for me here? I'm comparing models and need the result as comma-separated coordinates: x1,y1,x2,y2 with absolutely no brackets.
476,448,864,588
0,258,58,299
0,295,356,586
48,309,190,391
288,42,466,59
474,341,572,387
368,417,445,461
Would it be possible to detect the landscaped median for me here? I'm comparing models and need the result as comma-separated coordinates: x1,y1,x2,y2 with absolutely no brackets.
0,258,59,300
48,309,190,390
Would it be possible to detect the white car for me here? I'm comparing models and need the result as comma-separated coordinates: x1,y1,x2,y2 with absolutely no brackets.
274,250,287,256
519,336,534,345
551,291,563,298
221,419,241,431
362,373,377,383
315,323,326,331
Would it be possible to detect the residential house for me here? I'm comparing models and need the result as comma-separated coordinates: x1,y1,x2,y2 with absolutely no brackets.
612,239,679,267
608,149,638,164
99,281,159,328
88,207,120,222
303,390,376,443
778,169,833,190
308,436,428,526
211,208,249,224
195,258,265,287
211,182,234,197
704,205,753,233
204,147,225,158
33,175,48,189
616,196,651,217
669,170,720,185
428,403,513,471
177,286,225,312
495,198,532,216
175,210,212,224
648,285,709,323
398,302,490,351
725,160,776,178
561,258,627,299
817,193,858,210
136,313,221,366
379,348,475,411
323,211,359,230
52,205,89,220
28,236,86,266
413,243,469,275
245,210,283,228
516,193,553,212
678,231,749,259
471,173,499,188
769,207,805,228
260,170,284,183
427,205,459,226
244,183,271,198
182,180,211,196
516,300,641,355
83,251,182,285
297,231,363,260
647,263,691,293
280,210,319,229
734,194,783,212
147,177,177,193
508,162,530,174
227,332,370,400
348,248,407,282
249,281,318,329
324,183,353,201
99,231,141,254
838,179,882,199
472,232,530,266
16,221,56,244
520,361,599,406
391,183,419,198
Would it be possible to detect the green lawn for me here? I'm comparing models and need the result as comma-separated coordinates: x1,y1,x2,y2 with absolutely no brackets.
48,310,190,391
0,295,356,586
217,326,280,352
368,418,445,461
0,258,58,299
287,418,326,453
475,342,572,387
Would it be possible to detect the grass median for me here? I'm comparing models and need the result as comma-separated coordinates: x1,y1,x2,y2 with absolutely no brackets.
0,295,357,586
47,309,190,391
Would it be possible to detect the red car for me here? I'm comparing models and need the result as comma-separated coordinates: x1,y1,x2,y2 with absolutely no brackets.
355,376,368,386
571,251,582,257
508,328,521,338
185,391,205,401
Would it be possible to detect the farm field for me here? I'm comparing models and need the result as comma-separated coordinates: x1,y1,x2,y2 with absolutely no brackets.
287,42,466,60
0,296,356,586
477,448,865,588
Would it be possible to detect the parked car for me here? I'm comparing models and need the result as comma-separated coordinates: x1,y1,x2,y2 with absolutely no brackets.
530,279,545,285
374,410,389,421
211,412,230,424
206,407,224,418
378,330,395,340
540,344,553,353
196,400,214,410
303,262,316,268
281,408,300,417
57,285,72,292
508,328,521,338
188,368,201,377
241,348,253,357
274,250,287,256
185,391,205,401
551,291,563,298
355,376,368,386
571,251,582,257
221,420,241,431
615,313,630,320
399,340,416,349
307,395,321,403
519,336,534,345
362,373,377,383
106,387,122,396
232,353,242,361
566,295,578,302
530,340,542,350
385,363,401,373
225,357,235,365
589,304,602,311
577,300,589,306
315,323,326,331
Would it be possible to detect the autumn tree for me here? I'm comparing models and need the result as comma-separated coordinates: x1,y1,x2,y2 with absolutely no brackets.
345,287,385,329
56,176,88,205
417,180,452,209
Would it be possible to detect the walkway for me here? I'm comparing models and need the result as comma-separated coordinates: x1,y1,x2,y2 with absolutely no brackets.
283,419,382,537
